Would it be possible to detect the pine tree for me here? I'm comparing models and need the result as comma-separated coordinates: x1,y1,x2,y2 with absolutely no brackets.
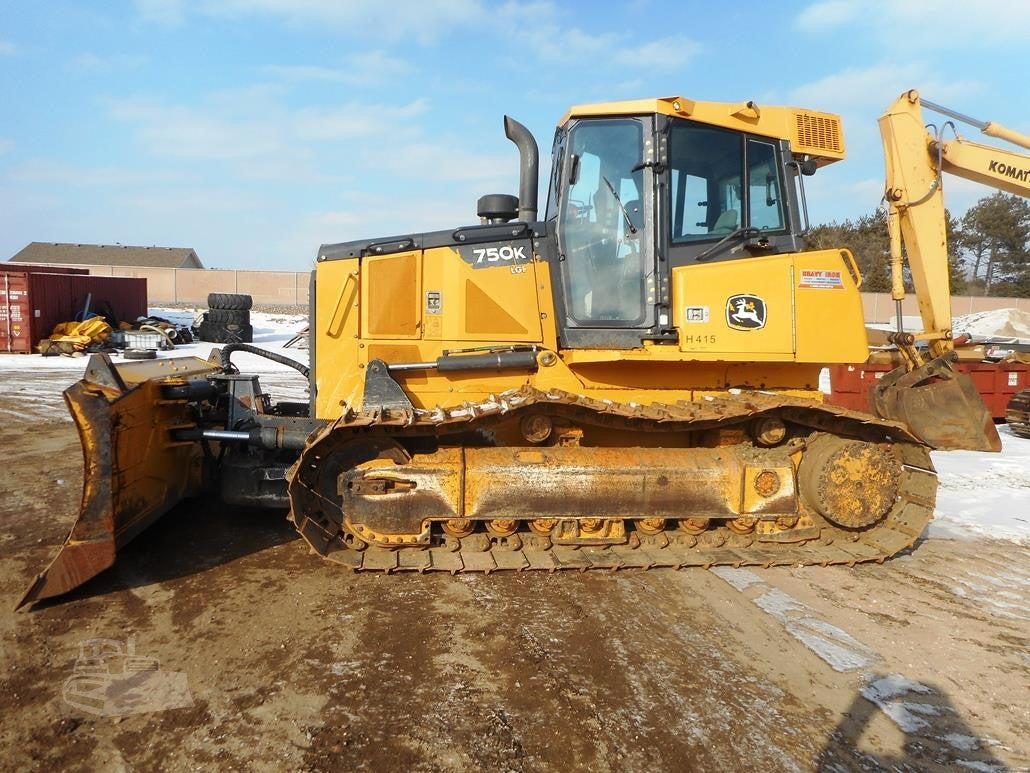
955,193,1030,296
806,211,891,292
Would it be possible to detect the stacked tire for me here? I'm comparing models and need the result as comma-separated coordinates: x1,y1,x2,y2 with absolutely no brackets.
198,293,253,343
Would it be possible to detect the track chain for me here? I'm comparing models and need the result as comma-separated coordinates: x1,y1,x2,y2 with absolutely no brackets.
287,386,937,572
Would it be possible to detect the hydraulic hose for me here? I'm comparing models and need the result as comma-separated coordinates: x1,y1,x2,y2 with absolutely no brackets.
220,343,310,379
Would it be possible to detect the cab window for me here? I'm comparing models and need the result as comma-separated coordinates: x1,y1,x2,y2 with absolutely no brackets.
668,122,787,246
669,124,743,243
747,139,785,231
558,118,646,324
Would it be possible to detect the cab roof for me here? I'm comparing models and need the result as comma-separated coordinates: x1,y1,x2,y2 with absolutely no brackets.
560,96,846,165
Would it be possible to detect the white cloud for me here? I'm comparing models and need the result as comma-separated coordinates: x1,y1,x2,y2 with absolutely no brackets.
787,64,984,204
527,26,619,62
795,0,1030,46
294,98,428,141
109,99,287,160
786,63,1000,227
162,0,485,43
135,0,571,46
795,1,859,30
0,41,16,56
377,140,511,184
118,186,263,215
522,21,701,72
134,0,184,24
892,0,1030,44
70,52,146,73
105,88,461,189
848,178,885,199
263,51,411,87
615,37,702,70
788,63,981,118
8,159,194,187
300,196,476,245
938,175,989,219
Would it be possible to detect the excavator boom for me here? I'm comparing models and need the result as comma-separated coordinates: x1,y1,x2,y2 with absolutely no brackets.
871,89,1030,451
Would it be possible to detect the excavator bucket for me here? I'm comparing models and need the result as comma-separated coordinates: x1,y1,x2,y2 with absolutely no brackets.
17,354,222,609
870,353,1002,452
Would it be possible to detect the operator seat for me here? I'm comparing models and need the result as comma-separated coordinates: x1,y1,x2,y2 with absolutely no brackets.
710,209,739,234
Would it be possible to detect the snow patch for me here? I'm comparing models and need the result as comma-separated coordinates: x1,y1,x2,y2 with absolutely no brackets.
943,733,981,752
752,588,880,672
710,566,764,591
860,674,939,733
818,367,831,394
712,572,880,673
951,308,1030,341
929,425,1030,544
956,761,1007,772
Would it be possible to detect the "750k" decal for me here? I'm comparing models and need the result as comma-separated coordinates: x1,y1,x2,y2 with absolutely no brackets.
472,245,528,264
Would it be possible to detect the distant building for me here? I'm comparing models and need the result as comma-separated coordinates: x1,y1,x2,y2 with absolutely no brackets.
8,242,204,269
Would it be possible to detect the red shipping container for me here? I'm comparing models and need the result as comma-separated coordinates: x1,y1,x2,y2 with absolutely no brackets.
0,271,147,353
827,360,1030,419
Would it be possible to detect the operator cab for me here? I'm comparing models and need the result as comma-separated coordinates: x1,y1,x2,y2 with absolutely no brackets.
543,97,841,348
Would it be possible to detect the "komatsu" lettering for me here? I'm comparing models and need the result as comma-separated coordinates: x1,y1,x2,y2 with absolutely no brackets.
988,159,1030,183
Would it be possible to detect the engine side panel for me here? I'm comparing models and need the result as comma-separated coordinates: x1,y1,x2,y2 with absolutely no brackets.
670,248,868,362
312,242,851,419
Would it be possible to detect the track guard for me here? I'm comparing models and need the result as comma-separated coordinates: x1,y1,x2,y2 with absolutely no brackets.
18,354,219,609
869,353,1002,452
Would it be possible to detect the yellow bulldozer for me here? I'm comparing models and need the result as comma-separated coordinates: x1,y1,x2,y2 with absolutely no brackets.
24,89,1029,608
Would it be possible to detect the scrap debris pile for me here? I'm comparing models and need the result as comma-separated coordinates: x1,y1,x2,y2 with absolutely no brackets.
37,314,193,357
952,308,1030,363
867,308,1030,364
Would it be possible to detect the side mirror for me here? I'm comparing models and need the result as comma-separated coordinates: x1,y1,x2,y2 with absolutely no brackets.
800,158,818,176
569,154,581,186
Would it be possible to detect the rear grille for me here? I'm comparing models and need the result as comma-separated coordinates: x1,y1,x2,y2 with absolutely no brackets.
793,112,844,155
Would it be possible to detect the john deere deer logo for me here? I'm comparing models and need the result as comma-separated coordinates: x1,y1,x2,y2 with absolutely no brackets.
726,294,767,330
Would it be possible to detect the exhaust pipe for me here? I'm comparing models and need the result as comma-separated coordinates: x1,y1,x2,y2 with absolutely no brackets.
503,115,539,222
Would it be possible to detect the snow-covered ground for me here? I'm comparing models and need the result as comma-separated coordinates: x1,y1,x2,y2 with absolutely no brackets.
929,425,1030,543
1,307,1026,544
953,307,1030,341
875,308,1030,346
0,308,311,402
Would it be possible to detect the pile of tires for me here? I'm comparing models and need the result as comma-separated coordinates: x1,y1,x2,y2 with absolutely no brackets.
197,293,253,343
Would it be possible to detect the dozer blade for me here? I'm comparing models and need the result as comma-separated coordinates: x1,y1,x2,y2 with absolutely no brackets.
869,353,1002,452
18,354,221,609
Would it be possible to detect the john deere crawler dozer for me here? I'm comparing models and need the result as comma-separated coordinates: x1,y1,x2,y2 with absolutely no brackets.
21,92,1007,607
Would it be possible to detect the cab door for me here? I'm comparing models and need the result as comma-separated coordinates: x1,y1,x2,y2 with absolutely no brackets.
555,116,660,348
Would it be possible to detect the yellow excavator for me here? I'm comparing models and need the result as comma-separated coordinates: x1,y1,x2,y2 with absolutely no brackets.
22,90,1020,608
875,90,1030,435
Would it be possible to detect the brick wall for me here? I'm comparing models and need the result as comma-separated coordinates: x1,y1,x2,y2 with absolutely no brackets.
22,263,312,306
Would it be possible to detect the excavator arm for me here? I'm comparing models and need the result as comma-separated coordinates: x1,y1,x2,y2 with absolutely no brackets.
871,90,1029,451
879,89,1030,357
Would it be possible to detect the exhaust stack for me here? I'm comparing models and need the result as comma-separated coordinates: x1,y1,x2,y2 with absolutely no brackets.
503,115,539,222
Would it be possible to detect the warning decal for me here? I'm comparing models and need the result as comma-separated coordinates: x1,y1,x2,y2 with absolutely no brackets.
798,269,845,289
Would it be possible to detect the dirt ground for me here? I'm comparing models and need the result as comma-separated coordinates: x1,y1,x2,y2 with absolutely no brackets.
0,375,1027,772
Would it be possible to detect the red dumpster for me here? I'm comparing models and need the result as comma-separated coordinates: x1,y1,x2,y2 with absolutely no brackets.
828,360,1030,419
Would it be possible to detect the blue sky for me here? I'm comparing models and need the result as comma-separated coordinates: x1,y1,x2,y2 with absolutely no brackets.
1,0,1027,270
